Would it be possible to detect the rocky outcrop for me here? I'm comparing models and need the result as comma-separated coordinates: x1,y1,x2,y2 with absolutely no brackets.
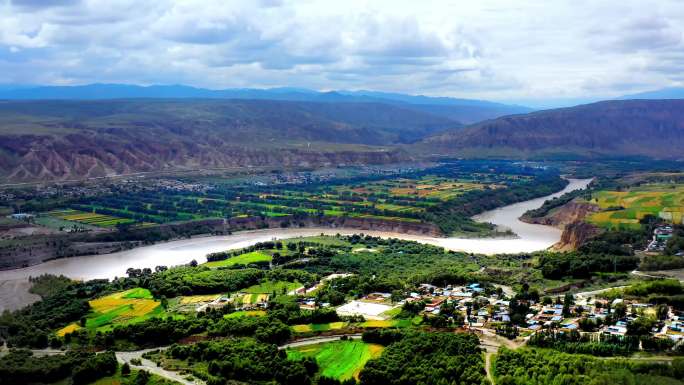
555,221,602,251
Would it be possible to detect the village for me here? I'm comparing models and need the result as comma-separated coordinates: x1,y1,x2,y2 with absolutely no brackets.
180,272,684,352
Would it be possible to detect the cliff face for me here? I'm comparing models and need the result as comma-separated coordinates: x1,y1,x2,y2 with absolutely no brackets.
524,201,600,228
225,216,442,237
555,221,602,251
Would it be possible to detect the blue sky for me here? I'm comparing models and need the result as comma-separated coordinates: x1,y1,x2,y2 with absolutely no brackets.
0,0,682,106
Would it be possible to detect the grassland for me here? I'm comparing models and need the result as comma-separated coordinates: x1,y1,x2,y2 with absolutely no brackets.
587,183,684,229
204,250,272,268
287,340,383,381
57,288,169,334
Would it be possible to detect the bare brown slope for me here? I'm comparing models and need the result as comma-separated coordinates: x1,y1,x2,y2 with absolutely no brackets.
0,99,456,182
420,100,684,158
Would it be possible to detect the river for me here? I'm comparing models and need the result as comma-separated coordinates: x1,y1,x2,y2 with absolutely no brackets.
0,178,591,311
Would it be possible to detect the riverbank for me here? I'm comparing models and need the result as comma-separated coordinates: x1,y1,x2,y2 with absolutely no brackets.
0,178,592,311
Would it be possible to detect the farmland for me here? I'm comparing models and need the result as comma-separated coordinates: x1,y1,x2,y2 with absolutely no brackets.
242,280,302,294
57,288,168,334
287,340,384,381
587,183,684,229
23,161,559,237
48,208,137,228
204,250,272,268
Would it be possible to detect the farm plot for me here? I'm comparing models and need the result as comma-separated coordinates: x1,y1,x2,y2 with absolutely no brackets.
57,288,165,334
587,185,684,229
204,251,272,268
49,209,135,228
287,340,383,381
243,280,302,294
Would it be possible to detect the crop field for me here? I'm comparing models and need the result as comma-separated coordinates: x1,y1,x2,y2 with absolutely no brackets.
240,293,269,304
57,288,166,334
339,176,489,201
243,280,302,294
40,163,534,230
224,310,267,319
179,294,220,304
204,251,272,268
48,209,136,228
292,322,347,333
287,340,383,381
587,184,684,229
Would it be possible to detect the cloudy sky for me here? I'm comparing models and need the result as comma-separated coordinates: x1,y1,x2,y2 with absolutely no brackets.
0,0,683,106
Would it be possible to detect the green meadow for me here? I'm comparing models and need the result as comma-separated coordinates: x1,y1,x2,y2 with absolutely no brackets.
287,340,383,381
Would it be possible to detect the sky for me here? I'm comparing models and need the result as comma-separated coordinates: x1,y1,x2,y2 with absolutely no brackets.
0,0,683,107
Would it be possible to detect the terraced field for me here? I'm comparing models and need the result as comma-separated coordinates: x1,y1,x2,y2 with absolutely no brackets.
587,184,684,229
287,340,384,381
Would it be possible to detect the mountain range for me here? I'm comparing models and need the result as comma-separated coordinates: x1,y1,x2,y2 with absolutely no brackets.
0,98,458,182
0,84,531,125
1,85,684,183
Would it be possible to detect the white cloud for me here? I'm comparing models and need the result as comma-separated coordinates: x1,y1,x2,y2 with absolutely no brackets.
0,0,682,103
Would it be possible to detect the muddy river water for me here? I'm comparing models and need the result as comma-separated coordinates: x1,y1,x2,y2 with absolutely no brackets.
0,178,591,310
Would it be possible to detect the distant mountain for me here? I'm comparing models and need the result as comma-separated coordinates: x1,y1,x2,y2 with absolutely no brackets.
619,87,684,100
0,83,532,124
0,99,460,182
418,100,684,159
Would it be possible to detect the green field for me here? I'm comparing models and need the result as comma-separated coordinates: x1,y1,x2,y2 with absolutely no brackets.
204,250,272,268
243,280,301,294
287,340,383,381
587,184,684,229
56,288,174,335
224,310,267,319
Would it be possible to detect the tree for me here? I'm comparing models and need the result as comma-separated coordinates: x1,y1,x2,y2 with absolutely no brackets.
655,304,669,320
613,302,627,319
135,370,150,385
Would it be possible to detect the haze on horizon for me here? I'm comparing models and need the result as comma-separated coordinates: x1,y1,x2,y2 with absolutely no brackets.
0,0,683,107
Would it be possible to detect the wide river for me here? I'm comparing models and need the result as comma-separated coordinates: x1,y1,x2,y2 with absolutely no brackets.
0,178,591,310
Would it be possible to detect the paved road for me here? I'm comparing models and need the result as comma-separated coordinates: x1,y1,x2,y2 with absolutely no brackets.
115,349,203,385
279,334,363,350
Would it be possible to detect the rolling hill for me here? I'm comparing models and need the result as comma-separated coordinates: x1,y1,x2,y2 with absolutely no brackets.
418,100,684,159
0,99,459,182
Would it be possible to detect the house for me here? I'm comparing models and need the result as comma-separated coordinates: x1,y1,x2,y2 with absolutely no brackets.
604,325,627,336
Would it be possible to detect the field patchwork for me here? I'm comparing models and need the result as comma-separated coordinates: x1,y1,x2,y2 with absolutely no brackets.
587,184,684,229
57,288,167,334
